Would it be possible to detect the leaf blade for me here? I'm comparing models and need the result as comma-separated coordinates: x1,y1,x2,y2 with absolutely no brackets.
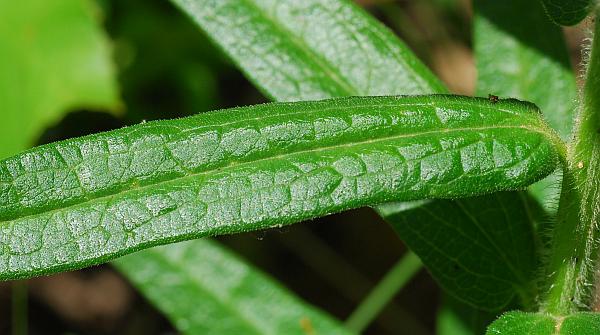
0,95,560,280
486,311,600,335
381,192,544,311
170,0,446,100
540,0,595,26
114,239,352,335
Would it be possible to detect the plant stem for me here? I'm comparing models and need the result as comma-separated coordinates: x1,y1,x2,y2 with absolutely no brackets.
542,13,600,315
12,281,27,335
345,251,422,333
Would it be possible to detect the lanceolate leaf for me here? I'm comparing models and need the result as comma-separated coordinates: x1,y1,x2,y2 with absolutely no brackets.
170,0,447,100
0,0,120,159
380,192,543,311
474,0,576,210
486,311,600,335
540,0,595,26
0,95,560,280
114,239,352,335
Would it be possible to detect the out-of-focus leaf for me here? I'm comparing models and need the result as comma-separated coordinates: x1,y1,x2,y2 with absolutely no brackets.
437,295,495,335
0,0,120,159
486,311,600,335
474,0,576,211
0,95,561,280
381,192,543,311
114,239,353,334
540,0,595,26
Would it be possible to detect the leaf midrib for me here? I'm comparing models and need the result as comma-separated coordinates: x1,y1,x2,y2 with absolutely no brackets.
2,123,552,225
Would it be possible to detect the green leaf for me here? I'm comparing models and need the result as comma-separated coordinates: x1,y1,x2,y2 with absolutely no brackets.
540,0,595,26
170,0,447,100
0,0,120,159
114,239,352,334
474,0,577,211
380,192,544,311
486,311,600,334
437,295,495,335
0,95,560,280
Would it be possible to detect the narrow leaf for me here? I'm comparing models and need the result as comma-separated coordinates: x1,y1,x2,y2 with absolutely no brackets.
0,0,120,159
380,192,544,311
170,0,447,100
540,0,595,26
474,0,577,211
0,95,560,280
486,311,600,335
114,239,352,334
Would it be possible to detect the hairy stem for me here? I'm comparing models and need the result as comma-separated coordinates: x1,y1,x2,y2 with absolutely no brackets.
543,13,600,315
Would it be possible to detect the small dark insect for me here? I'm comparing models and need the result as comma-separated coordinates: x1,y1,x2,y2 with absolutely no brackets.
488,94,499,103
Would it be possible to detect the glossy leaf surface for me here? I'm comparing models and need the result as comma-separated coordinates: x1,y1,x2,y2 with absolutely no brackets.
170,0,446,100
0,95,560,280
114,239,352,334
486,311,600,335
540,0,595,26
381,192,543,311
0,0,120,159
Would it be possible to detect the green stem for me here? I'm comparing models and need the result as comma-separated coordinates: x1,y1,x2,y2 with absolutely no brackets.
11,281,27,335
345,251,422,333
542,12,600,315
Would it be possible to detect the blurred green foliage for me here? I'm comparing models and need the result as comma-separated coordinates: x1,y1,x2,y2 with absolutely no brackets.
0,0,119,159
